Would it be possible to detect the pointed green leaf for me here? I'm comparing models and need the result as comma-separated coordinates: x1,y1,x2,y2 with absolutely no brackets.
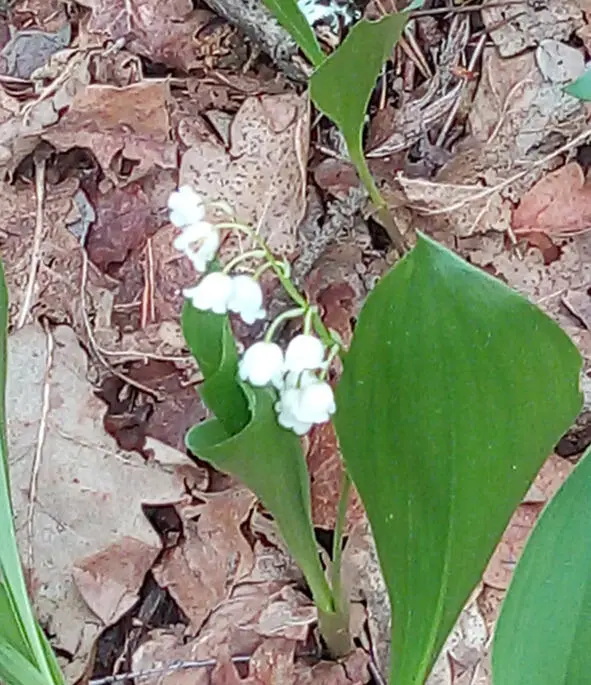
565,70,591,100
186,384,334,613
334,234,582,685
493,446,591,685
181,303,248,435
0,638,51,685
0,584,34,661
310,14,407,179
261,0,325,67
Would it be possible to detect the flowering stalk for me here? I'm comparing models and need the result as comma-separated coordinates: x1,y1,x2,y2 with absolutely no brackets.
171,186,353,657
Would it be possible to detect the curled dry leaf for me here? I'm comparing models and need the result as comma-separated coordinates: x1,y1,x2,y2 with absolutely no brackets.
7,325,194,681
180,93,309,257
44,81,176,184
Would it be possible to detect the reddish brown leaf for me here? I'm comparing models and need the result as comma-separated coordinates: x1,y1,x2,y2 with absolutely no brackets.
44,81,176,184
78,0,215,71
152,489,256,632
73,537,160,624
513,162,591,237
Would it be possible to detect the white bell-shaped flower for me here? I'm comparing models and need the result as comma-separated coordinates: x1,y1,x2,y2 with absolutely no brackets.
168,186,206,228
227,275,266,325
275,371,335,435
239,341,284,387
186,230,221,272
284,334,326,374
294,380,336,423
275,388,313,436
183,272,233,314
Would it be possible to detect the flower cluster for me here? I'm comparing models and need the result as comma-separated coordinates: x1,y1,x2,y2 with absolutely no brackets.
169,185,337,435
239,335,336,435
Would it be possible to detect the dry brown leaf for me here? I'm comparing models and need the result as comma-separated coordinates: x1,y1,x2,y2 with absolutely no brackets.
77,0,215,71
180,93,309,257
44,81,176,184
0,25,70,79
152,489,257,632
482,1,583,57
7,324,195,681
483,504,541,590
523,453,574,503
73,537,160,625
512,162,591,237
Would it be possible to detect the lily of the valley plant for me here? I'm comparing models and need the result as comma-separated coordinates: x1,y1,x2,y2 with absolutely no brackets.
175,183,582,683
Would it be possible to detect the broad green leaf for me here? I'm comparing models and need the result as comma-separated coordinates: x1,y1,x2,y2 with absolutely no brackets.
0,260,64,685
565,70,591,100
261,0,325,67
334,234,582,685
182,303,249,435
493,446,591,685
310,14,407,194
187,383,334,613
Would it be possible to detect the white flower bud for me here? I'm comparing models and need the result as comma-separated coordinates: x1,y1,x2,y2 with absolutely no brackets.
239,341,284,387
173,221,214,252
186,231,221,272
168,186,206,227
284,334,326,374
227,275,266,325
183,272,233,314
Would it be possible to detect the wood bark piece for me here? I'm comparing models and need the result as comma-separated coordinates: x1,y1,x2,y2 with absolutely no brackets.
202,0,310,81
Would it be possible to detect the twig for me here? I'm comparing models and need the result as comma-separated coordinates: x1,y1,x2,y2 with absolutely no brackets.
402,126,591,216
17,157,46,329
435,33,487,147
409,0,527,19
25,319,53,588
89,655,252,685
80,250,164,401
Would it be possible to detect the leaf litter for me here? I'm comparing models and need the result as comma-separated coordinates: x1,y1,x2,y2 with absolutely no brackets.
1,0,591,683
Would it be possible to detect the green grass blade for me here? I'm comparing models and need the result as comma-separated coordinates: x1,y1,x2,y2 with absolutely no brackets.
0,638,52,685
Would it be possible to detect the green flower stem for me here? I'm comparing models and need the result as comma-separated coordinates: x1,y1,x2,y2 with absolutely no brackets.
354,155,409,256
264,308,305,343
216,222,307,308
331,468,351,613
222,249,266,274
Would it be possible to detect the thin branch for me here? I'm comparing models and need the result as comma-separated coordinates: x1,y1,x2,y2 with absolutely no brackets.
88,655,251,685
17,157,46,329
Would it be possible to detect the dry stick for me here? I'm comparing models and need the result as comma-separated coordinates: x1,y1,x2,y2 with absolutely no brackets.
404,126,591,217
88,656,253,685
409,0,528,19
435,32,487,147
79,250,164,400
25,320,53,588
17,158,46,330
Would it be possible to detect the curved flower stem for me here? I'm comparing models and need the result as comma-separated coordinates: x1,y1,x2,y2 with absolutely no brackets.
222,249,266,274
264,308,305,343
355,157,409,256
216,222,307,308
